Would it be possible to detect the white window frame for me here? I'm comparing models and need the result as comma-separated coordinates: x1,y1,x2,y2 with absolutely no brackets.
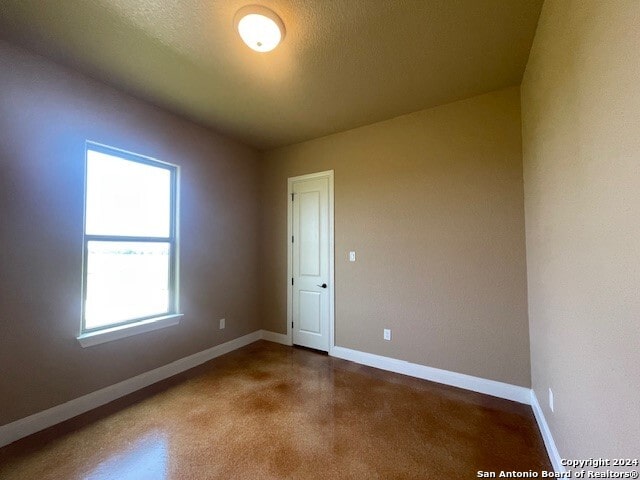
77,142,181,347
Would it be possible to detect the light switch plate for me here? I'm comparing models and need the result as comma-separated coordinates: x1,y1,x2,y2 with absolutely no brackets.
349,251,356,262
383,328,391,341
219,318,225,329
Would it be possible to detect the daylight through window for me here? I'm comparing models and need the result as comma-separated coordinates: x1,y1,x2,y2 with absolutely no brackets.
82,143,178,332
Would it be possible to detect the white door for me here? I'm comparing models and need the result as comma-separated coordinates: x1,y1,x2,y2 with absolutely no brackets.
291,173,332,351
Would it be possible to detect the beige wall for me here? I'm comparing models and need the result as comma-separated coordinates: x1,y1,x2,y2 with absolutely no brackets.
0,41,261,425
521,0,640,460
260,87,531,387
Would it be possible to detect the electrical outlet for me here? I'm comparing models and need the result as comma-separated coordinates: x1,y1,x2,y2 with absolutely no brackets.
548,387,554,413
219,318,225,330
383,328,391,341
349,251,356,262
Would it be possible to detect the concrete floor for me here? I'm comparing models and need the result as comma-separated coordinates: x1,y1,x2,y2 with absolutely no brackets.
0,340,551,479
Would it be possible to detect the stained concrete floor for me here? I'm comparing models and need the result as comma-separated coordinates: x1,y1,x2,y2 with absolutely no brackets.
0,340,551,479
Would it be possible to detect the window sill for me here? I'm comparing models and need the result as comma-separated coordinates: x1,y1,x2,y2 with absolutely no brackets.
77,314,183,348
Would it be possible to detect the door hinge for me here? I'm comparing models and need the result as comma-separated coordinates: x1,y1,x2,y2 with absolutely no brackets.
291,235,294,243
291,193,294,201
291,277,294,285
291,321,294,328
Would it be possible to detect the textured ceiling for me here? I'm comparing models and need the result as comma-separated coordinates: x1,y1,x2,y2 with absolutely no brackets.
0,0,543,150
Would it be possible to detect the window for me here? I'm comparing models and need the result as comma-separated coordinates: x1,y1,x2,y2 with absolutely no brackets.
79,142,180,345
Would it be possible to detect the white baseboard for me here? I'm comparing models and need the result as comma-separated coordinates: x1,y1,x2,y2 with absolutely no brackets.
329,346,566,472
0,330,262,448
260,329,291,346
531,390,565,473
330,346,532,405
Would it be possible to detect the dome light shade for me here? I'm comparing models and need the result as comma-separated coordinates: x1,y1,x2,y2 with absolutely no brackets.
235,5,285,52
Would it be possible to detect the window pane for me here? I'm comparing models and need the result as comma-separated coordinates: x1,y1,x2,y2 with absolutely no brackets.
85,241,170,329
86,149,171,237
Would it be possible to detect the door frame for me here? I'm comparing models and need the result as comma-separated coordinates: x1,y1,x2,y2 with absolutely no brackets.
286,170,335,351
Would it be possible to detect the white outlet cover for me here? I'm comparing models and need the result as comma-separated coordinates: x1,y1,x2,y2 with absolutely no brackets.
219,318,225,329
383,328,391,341
349,251,356,262
548,387,554,412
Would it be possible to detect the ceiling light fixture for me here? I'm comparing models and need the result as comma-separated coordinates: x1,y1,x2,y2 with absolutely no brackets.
234,5,285,52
